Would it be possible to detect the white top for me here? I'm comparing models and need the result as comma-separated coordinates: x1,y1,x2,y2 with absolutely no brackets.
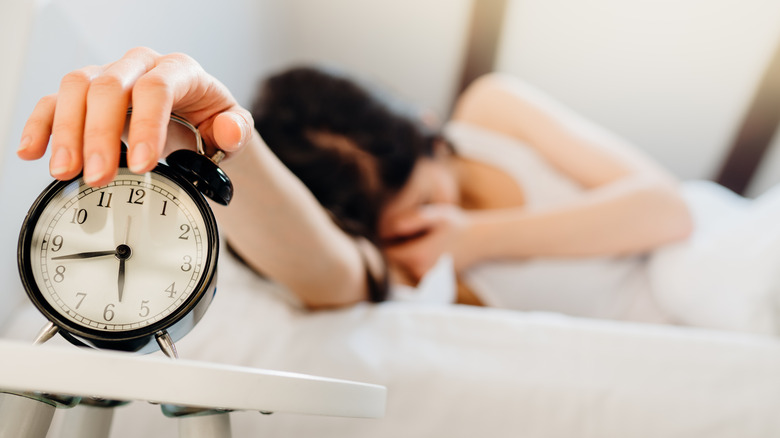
0,339,386,418
444,121,671,324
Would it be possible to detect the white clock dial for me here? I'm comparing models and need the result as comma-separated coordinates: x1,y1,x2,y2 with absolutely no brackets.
28,169,208,332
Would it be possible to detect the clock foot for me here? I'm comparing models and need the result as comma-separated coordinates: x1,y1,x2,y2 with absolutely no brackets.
33,322,59,345
155,331,179,359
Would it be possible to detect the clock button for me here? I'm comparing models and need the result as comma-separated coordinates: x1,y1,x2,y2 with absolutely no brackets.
166,149,233,206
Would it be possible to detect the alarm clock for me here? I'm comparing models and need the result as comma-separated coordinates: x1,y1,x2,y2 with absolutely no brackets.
17,113,232,354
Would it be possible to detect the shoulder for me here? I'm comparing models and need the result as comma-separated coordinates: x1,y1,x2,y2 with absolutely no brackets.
451,73,540,124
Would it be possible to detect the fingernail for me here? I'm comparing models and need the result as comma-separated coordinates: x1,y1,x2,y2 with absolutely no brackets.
129,142,152,173
18,136,31,153
84,154,106,185
229,113,250,149
50,148,72,175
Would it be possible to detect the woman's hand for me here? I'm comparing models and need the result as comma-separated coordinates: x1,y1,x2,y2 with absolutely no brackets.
17,47,254,187
382,204,476,283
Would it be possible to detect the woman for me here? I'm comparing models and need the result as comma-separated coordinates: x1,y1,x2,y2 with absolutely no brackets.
249,63,694,321
16,47,693,320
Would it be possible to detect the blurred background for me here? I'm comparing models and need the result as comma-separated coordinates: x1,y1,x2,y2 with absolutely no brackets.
2,0,780,329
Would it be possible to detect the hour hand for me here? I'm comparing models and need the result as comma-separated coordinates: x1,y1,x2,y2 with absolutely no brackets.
51,250,116,260
118,258,126,302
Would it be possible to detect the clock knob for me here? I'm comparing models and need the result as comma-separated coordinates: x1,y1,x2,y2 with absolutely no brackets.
165,149,233,206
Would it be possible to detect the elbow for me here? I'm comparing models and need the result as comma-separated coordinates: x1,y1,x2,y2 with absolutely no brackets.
294,262,370,311
671,199,694,242
641,179,694,246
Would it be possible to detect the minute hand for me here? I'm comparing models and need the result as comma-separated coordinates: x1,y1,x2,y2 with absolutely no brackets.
51,250,117,260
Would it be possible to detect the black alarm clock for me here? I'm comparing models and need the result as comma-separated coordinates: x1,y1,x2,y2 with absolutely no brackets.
17,113,232,354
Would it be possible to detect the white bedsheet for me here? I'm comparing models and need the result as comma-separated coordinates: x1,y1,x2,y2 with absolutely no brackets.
649,181,780,335
4,244,780,437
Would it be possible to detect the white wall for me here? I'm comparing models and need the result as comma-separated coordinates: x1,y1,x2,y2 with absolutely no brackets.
0,0,36,333
0,0,291,332
496,0,780,189
0,0,35,174
284,0,472,119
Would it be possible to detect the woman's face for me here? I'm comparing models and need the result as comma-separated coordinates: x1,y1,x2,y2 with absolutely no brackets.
377,152,459,241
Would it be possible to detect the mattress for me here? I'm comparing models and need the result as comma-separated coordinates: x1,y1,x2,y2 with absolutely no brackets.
3,247,780,437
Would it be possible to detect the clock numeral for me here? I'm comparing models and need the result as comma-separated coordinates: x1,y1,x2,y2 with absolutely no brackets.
75,292,86,309
164,282,177,298
103,303,115,321
97,191,113,208
161,200,168,216
179,224,190,240
127,188,145,205
181,255,193,272
70,208,88,224
53,265,66,283
50,235,64,252
139,300,150,318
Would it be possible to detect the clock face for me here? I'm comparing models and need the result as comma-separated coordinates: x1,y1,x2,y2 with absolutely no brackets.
21,167,215,337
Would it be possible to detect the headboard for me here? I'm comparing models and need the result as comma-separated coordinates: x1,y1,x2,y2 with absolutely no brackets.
715,38,780,196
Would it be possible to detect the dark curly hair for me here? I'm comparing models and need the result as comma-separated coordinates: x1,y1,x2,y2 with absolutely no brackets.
252,66,438,243
251,66,439,301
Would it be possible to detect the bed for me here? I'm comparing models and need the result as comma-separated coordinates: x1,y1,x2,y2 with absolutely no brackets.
3,227,780,437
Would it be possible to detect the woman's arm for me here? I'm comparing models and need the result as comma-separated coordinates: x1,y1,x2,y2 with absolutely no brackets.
383,74,694,280
452,73,677,188
450,73,693,261
17,47,375,309
213,130,378,309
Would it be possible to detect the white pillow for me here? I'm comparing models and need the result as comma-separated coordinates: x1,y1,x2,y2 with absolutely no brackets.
648,180,780,335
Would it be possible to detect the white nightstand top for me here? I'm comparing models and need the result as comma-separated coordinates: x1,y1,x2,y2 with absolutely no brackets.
0,339,386,418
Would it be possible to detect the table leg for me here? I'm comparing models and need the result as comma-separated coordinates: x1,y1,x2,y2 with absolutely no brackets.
176,411,232,438
0,392,56,438
58,403,117,438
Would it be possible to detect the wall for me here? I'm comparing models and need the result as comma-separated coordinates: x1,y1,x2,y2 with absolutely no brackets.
495,0,780,194
284,0,472,119
0,0,291,332
0,0,37,332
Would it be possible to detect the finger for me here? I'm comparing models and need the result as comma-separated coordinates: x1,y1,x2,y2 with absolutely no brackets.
49,65,103,180
210,109,254,152
384,240,436,281
18,94,57,161
126,53,201,173
383,210,437,241
82,49,158,186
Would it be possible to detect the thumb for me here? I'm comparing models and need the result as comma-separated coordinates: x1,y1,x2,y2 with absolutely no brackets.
212,110,253,152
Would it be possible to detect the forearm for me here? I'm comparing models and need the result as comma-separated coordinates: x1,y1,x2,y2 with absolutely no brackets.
463,175,693,262
453,73,679,188
212,130,369,308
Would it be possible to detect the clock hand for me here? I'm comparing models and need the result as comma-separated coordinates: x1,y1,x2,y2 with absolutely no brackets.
118,258,126,303
124,216,131,244
115,244,132,303
51,250,117,260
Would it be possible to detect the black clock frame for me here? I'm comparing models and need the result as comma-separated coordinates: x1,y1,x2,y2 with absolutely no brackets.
17,157,220,353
